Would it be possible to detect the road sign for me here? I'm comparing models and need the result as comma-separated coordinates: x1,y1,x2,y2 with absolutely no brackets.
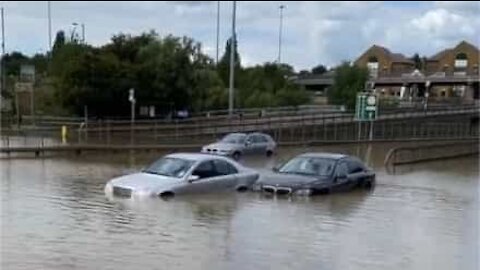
355,93,377,121
128,88,135,103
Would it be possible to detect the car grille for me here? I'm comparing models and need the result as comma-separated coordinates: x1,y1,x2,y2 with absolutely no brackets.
113,186,132,198
261,185,292,195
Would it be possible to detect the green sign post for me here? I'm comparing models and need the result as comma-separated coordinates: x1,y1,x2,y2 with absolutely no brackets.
355,93,377,141
355,93,377,121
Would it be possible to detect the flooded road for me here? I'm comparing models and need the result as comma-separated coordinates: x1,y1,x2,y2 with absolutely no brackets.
1,143,479,270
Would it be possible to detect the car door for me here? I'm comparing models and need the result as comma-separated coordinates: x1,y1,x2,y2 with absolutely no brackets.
346,159,367,186
331,161,355,192
248,134,267,154
212,159,239,190
255,134,269,154
243,134,256,154
178,160,237,193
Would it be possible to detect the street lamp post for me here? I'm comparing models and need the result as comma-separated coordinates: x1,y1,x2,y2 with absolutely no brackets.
228,1,236,117
0,7,4,123
129,88,135,145
81,23,85,43
215,1,220,65
277,5,285,64
48,1,52,51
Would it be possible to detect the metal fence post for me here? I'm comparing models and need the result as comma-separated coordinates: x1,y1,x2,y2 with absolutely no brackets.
323,117,326,141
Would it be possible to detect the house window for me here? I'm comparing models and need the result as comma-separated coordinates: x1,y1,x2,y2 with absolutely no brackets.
367,56,379,78
455,53,468,68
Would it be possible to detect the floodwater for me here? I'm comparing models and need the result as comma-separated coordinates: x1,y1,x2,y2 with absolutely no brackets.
1,143,479,270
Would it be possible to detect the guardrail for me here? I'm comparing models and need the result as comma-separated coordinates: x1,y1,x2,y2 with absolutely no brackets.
384,140,479,173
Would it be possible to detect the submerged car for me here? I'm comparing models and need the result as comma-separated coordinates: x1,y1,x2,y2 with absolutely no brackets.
201,132,277,160
105,153,259,199
253,153,375,196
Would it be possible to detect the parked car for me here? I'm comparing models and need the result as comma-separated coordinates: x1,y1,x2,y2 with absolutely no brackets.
105,153,259,199
253,153,375,196
201,132,277,160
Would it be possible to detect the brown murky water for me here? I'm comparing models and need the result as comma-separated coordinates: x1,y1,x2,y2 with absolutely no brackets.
1,143,479,270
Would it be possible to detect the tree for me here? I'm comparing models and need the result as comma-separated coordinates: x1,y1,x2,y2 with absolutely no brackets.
52,31,66,55
237,62,310,108
217,38,241,86
411,53,422,70
328,62,369,109
2,52,29,76
311,64,327,74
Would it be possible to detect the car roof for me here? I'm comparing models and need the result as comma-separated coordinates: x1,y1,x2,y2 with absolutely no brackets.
166,152,234,162
225,132,247,136
298,152,348,160
226,132,269,136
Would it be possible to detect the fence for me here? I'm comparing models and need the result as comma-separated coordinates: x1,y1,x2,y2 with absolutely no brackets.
1,105,479,148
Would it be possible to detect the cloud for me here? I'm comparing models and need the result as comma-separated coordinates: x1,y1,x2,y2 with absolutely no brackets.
1,1,478,71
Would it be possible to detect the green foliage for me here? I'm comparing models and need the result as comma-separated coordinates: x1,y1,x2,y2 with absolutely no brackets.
411,53,422,70
49,31,224,116
52,31,66,55
2,52,29,76
311,64,327,74
6,31,311,117
328,62,368,109
217,38,241,86
237,62,309,108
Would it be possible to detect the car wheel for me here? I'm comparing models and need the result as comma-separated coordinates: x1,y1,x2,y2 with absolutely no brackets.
363,178,375,190
236,186,248,192
159,191,175,200
266,150,273,157
232,151,241,160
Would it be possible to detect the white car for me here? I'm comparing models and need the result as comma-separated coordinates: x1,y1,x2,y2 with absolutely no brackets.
105,153,259,199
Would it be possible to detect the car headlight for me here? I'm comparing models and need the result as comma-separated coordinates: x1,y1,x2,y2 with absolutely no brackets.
104,183,113,194
134,189,152,197
294,189,312,196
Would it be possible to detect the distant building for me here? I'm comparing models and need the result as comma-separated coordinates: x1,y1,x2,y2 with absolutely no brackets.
295,40,480,104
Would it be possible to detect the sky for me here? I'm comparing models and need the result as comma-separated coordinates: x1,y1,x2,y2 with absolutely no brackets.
1,1,479,71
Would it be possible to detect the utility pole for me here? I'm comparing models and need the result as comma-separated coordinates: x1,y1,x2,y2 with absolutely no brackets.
48,1,52,51
228,1,236,117
81,23,85,43
216,1,220,65
277,5,285,64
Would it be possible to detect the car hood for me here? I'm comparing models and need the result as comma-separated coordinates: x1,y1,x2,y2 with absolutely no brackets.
257,172,330,188
204,142,240,151
108,172,182,191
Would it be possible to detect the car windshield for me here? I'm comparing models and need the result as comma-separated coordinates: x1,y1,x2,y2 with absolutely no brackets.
278,157,336,176
221,134,246,144
142,157,195,178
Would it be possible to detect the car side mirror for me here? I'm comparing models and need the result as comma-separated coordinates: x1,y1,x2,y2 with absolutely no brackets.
272,164,282,172
187,175,200,183
245,141,251,146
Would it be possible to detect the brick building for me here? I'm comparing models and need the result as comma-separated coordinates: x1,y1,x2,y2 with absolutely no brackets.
294,40,480,104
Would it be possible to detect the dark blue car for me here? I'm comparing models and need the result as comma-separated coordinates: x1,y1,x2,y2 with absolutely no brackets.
253,153,376,196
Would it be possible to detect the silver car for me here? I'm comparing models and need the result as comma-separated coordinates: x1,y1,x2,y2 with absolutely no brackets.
201,132,277,160
105,153,259,199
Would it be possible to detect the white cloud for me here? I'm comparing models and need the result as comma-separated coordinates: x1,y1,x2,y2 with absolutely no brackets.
1,1,479,70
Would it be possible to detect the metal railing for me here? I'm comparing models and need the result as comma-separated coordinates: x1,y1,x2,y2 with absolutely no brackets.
384,141,479,173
